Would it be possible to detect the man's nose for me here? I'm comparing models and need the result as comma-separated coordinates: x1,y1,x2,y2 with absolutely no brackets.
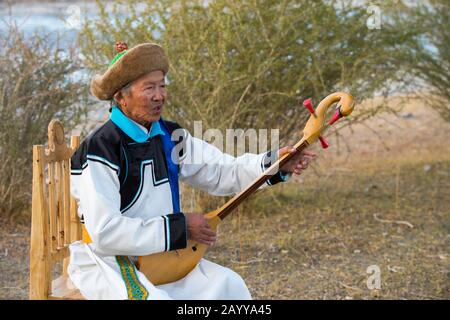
152,88,163,101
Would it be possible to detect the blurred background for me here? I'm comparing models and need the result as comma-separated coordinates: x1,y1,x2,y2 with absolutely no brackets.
0,0,448,299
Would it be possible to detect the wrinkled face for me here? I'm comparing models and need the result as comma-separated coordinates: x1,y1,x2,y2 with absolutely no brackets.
114,70,166,128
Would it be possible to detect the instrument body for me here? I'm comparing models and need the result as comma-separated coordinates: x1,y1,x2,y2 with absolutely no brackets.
137,92,355,285
136,212,221,285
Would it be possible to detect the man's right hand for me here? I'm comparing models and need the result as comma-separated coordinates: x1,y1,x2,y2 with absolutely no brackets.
185,213,217,246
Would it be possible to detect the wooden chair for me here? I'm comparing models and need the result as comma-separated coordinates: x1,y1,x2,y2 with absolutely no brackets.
29,120,84,300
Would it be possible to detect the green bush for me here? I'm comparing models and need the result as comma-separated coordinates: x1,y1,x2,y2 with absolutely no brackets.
0,25,89,219
78,0,427,213
409,0,449,121
79,0,423,136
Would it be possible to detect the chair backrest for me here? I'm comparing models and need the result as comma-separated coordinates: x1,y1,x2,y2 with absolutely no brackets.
29,120,81,300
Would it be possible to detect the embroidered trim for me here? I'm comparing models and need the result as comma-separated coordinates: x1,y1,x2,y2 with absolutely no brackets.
116,256,149,300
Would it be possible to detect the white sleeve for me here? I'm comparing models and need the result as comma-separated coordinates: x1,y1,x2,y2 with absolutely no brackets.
71,159,187,256
177,129,290,196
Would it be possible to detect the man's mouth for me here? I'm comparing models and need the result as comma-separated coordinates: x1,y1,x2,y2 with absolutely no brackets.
151,105,163,114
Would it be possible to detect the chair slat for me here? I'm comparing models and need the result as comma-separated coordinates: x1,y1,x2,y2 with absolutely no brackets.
51,247,69,263
56,161,64,249
70,136,81,243
63,159,71,246
48,162,58,253
30,145,52,300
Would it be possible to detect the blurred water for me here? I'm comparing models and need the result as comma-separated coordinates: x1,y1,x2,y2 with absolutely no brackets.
0,1,101,47
1,4,65,32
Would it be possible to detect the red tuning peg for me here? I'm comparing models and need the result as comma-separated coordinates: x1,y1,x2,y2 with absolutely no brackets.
328,108,342,125
303,98,315,115
318,136,329,149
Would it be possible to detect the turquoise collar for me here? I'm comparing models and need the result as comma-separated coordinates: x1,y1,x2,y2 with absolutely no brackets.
110,107,165,143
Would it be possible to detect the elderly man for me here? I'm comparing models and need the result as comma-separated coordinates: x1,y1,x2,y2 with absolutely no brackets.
68,42,315,300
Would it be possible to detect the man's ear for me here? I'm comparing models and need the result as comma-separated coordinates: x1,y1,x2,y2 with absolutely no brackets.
113,91,124,108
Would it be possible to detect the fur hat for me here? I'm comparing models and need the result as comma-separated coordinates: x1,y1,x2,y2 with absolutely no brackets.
90,42,169,100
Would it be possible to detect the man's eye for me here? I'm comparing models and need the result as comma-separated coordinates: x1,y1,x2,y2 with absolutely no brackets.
145,86,154,90
160,85,166,88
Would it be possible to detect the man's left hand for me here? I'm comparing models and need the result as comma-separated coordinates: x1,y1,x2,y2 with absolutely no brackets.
278,146,317,175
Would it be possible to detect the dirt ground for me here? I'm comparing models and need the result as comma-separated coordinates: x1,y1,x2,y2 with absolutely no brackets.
1,94,449,299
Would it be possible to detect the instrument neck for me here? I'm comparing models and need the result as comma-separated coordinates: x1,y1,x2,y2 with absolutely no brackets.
216,140,309,220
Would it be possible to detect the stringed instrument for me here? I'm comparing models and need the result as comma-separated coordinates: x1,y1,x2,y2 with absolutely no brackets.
137,91,355,285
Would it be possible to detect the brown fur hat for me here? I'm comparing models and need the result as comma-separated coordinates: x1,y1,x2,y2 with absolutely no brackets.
90,43,169,100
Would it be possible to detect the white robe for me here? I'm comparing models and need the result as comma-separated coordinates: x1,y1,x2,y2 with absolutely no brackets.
68,118,288,300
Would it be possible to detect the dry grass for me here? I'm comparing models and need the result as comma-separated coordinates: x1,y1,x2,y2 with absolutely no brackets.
0,96,448,299
208,96,450,299
0,218,30,299
209,156,449,299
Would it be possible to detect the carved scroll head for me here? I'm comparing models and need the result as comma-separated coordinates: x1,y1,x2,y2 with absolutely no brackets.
48,120,66,152
45,119,75,162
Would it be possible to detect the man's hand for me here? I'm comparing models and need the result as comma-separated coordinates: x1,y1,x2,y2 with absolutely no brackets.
278,146,317,175
185,213,217,246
